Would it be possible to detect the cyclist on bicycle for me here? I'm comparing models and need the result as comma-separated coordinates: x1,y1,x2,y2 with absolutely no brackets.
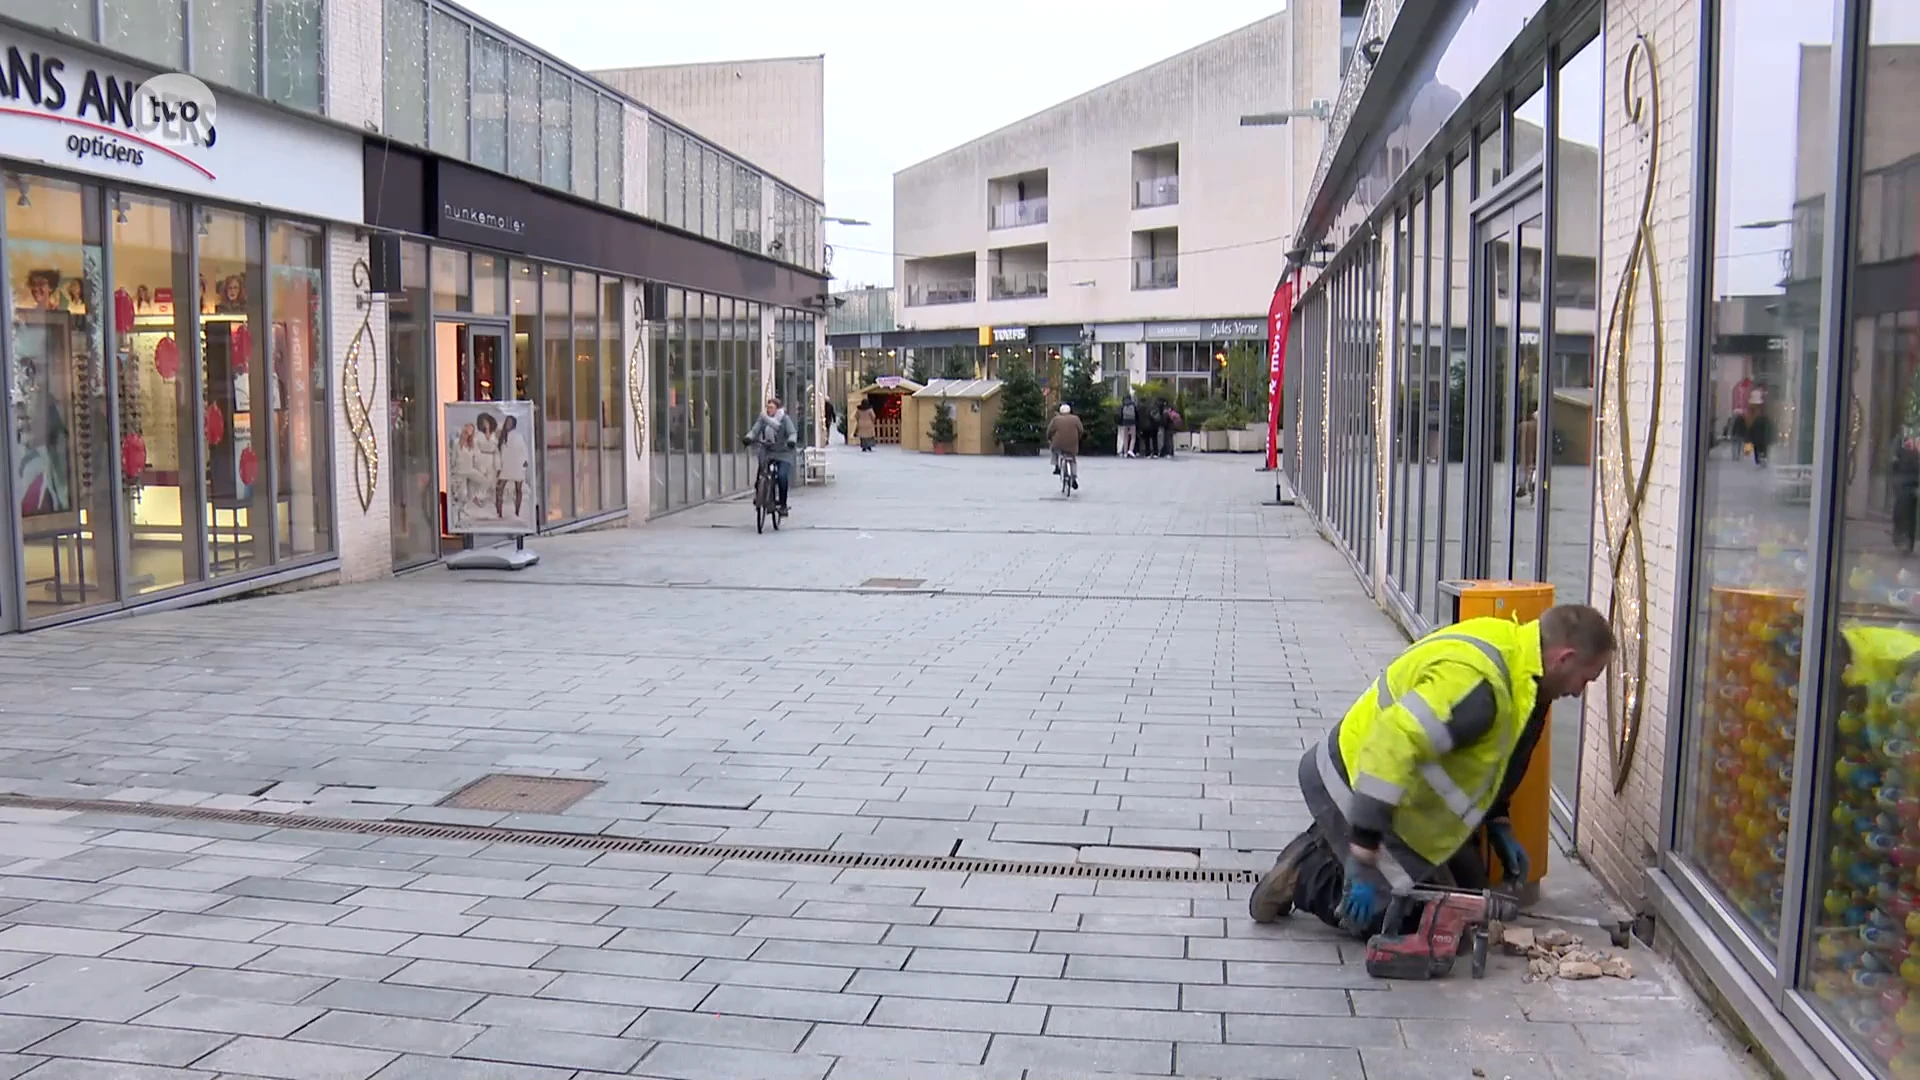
1047,402,1083,489
745,397,798,513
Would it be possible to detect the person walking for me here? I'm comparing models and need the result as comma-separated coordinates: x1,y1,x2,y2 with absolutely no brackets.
1117,395,1138,458
824,398,840,444
1248,604,1615,937
854,402,877,452
1746,381,1771,467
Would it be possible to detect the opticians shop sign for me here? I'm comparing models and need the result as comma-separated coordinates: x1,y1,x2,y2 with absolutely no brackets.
0,30,361,223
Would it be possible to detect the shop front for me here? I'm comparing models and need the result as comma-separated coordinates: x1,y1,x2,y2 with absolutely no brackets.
365,144,824,538
1281,0,1604,821
0,25,360,630
1281,0,1920,1074
1141,319,1270,405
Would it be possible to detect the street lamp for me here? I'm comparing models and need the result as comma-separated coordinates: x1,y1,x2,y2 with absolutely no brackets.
1240,100,1331,126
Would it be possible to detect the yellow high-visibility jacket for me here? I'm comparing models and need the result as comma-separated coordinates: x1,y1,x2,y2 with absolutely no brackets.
1329,617,1544,867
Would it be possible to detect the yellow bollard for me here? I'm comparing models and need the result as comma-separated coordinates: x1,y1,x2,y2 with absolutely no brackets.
1437,580,1555,894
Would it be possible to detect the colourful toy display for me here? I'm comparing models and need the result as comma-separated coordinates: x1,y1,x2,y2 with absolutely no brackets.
1694,585,1802,943
1691,515,1920,1077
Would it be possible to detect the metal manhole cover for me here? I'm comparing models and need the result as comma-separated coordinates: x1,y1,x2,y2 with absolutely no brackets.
860,577,925,589
441,774,602,813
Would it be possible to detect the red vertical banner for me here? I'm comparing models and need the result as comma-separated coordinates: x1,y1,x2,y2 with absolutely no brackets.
1265,273,1297,471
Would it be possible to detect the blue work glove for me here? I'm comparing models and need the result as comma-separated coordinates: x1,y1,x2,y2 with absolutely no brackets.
1339,847,1389,933
1486,819,1530,883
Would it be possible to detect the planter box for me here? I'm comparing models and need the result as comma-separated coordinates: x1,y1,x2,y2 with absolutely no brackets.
1175,432,1194,450
1194,430,1229,452
1227,425,1267,453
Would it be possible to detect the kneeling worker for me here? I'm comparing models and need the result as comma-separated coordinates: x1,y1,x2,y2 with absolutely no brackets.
1250,604,1615,936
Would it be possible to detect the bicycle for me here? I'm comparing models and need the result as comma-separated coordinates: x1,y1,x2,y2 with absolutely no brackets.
752,454,788,533
1059,454,1078,498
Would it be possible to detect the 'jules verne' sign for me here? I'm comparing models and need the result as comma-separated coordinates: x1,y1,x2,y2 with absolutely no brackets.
0,43,219,176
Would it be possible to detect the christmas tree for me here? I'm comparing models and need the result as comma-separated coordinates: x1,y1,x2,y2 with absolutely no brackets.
1063,351,1114,455
993,360,1047,453
928,401,957,446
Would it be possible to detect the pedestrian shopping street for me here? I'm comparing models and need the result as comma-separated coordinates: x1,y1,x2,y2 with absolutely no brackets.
0,447,1757,1079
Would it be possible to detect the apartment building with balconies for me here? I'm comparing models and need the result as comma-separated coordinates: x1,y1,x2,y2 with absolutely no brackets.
887,13,1296,397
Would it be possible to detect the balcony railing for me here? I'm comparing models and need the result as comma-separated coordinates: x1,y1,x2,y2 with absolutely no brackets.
908,280,976,306
1133,256,1179,290
1135,176,1180,208
989,198,1049,229
991,271,1048,300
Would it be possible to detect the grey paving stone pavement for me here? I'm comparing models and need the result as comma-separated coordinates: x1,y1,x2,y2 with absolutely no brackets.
0,447,1761,1078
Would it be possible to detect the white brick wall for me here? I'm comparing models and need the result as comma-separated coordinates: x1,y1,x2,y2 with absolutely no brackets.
327,227,393,583
324,0,382,132
1574,0,1703,909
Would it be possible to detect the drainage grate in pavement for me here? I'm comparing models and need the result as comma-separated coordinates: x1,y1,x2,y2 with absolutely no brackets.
858,577,926,589
440,774,602,813
0,793,1260,884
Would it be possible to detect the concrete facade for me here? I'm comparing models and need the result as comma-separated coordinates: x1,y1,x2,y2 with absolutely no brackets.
595,56,827,203
892,15,1294,334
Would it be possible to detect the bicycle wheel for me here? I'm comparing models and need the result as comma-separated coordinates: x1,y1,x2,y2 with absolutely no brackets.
755,474,767,533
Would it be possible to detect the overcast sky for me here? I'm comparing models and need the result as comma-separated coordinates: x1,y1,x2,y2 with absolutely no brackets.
456,0,1286,287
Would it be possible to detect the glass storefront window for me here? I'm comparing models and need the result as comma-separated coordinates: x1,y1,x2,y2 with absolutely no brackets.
104,0,184,70
432,249,469,313
193,0,259,95
648,124,668,223
542,266,571,521
703,147,722,242
717,297,735,495
600,277,622,510
571,270,600,516
428,8,470,159
384,0,427,147
7,171,118,621
472,34,508,173
197,207,269,577
542,67,571,193
666,288,686,507
1801,4,1920,1075
265,0,323,111
389,241,436,569
267,221,329,560
700,292,717,499
664,133,686,231
572,83,597,203
1549,30,1604,808
14,0,93,37
650,292,668,513
508,50,541,183
1677,0,1833,954
472,255,505,318
598,98,622,207
510,261,535,403
111,189,202,596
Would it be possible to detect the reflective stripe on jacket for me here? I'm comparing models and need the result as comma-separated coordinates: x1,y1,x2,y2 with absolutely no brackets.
1324,617,1545,866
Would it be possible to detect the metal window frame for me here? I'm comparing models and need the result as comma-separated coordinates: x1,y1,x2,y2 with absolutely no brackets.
1651,1,1883,1076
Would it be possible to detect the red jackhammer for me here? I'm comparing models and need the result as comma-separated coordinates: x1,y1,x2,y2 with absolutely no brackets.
1363,885,1520,980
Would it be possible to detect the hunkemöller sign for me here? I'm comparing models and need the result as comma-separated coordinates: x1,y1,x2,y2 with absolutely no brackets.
0,43,219,178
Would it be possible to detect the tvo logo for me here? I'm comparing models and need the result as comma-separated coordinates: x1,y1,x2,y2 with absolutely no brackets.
131,72,218,150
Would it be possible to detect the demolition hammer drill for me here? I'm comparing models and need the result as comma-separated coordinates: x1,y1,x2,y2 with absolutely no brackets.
1363,885,1521,981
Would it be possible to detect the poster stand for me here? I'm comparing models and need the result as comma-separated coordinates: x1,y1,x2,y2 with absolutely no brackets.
441,399,540,572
